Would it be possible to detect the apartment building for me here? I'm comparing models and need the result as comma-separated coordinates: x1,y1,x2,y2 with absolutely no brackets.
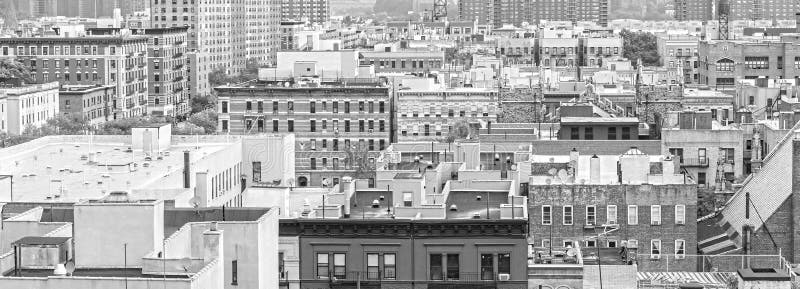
0,80,59,135
88,27,190,117
539,38,580,68
215,78,391,187
658,35,700,84
532,0,610,27
698,38,800,88
360,51,446,73
729,0,800,20
673,0,713,21
281,0,330,26
458,0,494,26
528,148,697,272
151,0,281,96
0,35,149,119
58,84,116,125
396,87,499,142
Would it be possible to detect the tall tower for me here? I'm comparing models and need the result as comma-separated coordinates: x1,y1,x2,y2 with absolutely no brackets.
718,0,730,40
433,0,447,21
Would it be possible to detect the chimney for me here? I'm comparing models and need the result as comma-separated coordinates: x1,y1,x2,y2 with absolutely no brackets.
183,150,191,188
589,154,600,184
202,224,223,264
569,148,579,175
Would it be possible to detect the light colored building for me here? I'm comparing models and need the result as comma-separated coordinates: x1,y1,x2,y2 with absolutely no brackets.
0,81,59,135
396,84,499,141
0,33,149,119
281,0,330,26
657,35,699,84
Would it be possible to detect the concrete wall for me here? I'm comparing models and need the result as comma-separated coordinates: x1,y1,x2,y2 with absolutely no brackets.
241,135,295,187
279,236,300,289
73,201,164,268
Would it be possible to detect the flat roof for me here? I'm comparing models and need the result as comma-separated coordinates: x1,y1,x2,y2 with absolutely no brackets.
737,268,791,281
0,137,231,202
394,173,423,179
12,236,70,246
560,117,640,124
6,268,190,279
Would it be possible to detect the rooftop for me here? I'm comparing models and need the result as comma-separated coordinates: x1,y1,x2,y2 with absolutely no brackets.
5,268,190,279
560,117,640,124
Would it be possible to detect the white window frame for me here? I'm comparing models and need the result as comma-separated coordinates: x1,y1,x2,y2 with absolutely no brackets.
675,205,686,225
586,205,596,226
627,239,638,248
607,205,617,225
675,239,686,259
650,240,661,259
627,205,638,225
541,205,552,225
651,205,661,226
541,239,550,248
563,205,573,225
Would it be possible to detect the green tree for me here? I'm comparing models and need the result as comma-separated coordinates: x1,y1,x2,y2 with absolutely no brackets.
190,94,217,114
441,119,478,143
344,141,376,180
0,59,34,83
620,29,661,68
186,109,218,134
208,58,262,87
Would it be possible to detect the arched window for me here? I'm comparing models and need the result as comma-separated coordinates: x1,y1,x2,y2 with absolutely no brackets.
716,58,734,71
297,176,308,187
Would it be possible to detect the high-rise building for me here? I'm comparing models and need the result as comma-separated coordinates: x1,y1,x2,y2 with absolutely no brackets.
281,0,330,25
531,0,609,27
673,0,714,21
457,0,532,28
729,0,799,21
151,0,281,97
0,34,150,119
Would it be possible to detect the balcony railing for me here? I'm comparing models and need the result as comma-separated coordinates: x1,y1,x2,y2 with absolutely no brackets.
680,157,709,167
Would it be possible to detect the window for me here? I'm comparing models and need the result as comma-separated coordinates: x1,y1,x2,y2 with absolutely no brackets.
627,240,638,248
584,127,593,140
231,260,238,285
563,206,573,225
317,253,329,278
333,102,339,113
379,120,385,132
716,58,734,71
721,148,735,163
586,206,596,225
480,254,493,280
608,127,617,140
310,120,316,132
379,101,385,113
272,101,278,113
675,240,686,259
252,161,261,182
310,158,317,170
622,127,631,139
675,205,686,225
430,254,443,280
384,254,396,279
446,254,459,280
257,101,263,113
345,102,350,113
222,120,228,131
221,101,228,113
367,254,379,279
333,253,346,279
627,205,638,225
650,240,661,259
273,120,279,132
570,127,579,139
542,205,552,225
650,205,661,225
498,253,510,276
607,205,617,224
744,57,769,69
288,120,294,132
795,57,800,69
698,172,706,186
246,101,252,111
403,192,412,207
310,101,316,113
585,240,596,247
541,239,551,248
344,120,351,132
288,101,294,112
279,252,285,279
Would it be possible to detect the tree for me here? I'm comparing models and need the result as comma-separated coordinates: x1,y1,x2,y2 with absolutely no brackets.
344,141,376,180
186,109,218,134
0,59,34,83
619,30,661,68
190,94,217,114
208,58,262,87
441,119,478,143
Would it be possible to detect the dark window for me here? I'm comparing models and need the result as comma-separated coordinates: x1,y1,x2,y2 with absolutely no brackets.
288,120,294,132
608,127,616,139
310,158,317,170
345,120,351,132
480,254,493,280
379,120,385,132
273,120,279,132
310,101,316,113
345,102,350,113
333,102,339,113
379,101,385,113
570,127,579,140
221,120,228,131
231,260,238,285
446,254,459,280
288,101,294,112
584,127,593,140
430,254,443,280
698,172,706,185
310,120,316,132
252,162,261,182
622,127,631,139
221,101,228,113
498,253,510,275
273,101,278,113
246,101,252,111
359,120,365,132
359,101,364,112
257,101,263,113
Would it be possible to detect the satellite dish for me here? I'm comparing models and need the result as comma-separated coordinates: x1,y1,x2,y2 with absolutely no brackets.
188,196,201,209
65,261,75,276
566,248,577,257
180,257,193,272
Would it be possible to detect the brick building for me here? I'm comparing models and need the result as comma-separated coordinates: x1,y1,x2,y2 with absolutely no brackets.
657,35,700,84
0,35,150,119
698,38,800,88
88,27,190,117
558,117,642,140
58,84,116,125
215,78,391,187
528,148,698,272
532,0,610,27
359,51,446,74
396,87,499,142
281,0,330,26
673,0,713,21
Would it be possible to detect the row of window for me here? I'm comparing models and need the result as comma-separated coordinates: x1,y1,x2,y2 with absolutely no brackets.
314,252,511,281
307,138,385,152
542,239,686,259
229,119,387,134
569,127,633,140
225,100,387,114
2,45,121,56
540,205,687,226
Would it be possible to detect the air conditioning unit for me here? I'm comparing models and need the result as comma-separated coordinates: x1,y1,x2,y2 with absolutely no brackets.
675,255,685,260
650,255,661,260
498,274,510,281
676,219,685,225
368,129,373,133
608,220,617,225
651,220,661,226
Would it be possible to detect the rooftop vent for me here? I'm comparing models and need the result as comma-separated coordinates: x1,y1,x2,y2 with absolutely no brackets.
101,191,131,203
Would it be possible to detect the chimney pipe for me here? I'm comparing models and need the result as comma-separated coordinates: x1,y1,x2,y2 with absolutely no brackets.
590,155,600,184
183,150,191,189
